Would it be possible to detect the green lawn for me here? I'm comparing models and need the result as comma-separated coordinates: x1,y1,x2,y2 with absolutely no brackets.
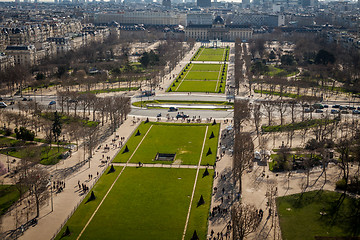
132,100,233,109
194,48,227,62
169,63,227,93
80,168,198,240
174,80,225,93
0,185,23,215
184,71,219,80
113,122,219,166
266,66,299,77
57,167,214,240
55,166,122,240
277,190,360,240
0,146,68,165
191,64,222,72
185,168,214,239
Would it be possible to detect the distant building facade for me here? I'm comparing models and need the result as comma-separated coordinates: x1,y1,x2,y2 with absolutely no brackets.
185,16,253,41
94,11,186,26
197,0,211,7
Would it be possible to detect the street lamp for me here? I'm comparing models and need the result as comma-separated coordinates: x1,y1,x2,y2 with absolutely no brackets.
49,175,53,212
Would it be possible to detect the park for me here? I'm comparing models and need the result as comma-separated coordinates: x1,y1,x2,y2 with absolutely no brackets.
168,63,227,93
55,121,219,239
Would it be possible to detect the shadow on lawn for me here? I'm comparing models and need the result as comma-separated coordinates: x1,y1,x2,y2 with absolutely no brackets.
283,190,360,237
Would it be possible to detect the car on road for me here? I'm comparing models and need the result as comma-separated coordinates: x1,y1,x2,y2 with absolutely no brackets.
22,97,28,101
168,107,178,112
49,101,56,105
156,113,161,117
331,109,339,114
176,113,189,119
0,102,7,108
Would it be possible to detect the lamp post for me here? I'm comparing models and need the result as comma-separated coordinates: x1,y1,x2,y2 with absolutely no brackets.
6,151,9,172
49,175,53,212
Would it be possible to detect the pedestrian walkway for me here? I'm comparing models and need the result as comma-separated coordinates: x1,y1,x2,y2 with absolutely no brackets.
207,122,234,240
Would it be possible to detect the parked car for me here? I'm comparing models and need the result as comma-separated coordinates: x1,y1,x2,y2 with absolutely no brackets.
0,102,7,108
353,110,360,114
323,105,328,108
348,106,356,110
168,107,178,112
332,105,340,108
49,101,56,105
331,109,339,114
156,113,161,117
315,109,323,113
313,103,324,109
304,108,312,113
22,97,28,101
341,110,349,114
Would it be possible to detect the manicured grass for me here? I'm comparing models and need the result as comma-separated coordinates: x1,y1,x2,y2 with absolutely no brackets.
0,146,68,165
132,100,233,108
0,185,23,215
277,190,360,240
194,48,228,62
169,63,227,93
201,124,220,166
185,168,214,239
185,71,220,80
0,136,28,148
113,122,219,166
80,167,197,240
174,80,224,93
112,122,152,163
191,64,222,71
55,166,122,240
266,66,299,77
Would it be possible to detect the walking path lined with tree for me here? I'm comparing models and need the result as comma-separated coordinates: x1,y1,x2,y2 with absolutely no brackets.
1,118,141,240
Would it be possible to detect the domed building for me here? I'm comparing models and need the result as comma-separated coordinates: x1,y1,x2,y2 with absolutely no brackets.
185,16,252,41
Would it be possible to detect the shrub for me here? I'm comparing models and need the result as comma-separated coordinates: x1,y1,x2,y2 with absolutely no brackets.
14,127,35,141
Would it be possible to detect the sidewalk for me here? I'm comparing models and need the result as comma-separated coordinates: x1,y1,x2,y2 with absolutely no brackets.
1,118,140,240
207,122,233,240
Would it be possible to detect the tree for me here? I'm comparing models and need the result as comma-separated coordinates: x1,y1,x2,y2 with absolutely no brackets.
234,99,251,133
52,111,62,151
315,49,335,65
232,203,261,240
22,165,50,218
281,54,295,66
253,103,261,137
233,132,254,195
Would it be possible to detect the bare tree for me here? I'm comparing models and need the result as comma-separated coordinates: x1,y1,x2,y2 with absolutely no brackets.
234,99,251,133
232,202,261,240
233,132,254,195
